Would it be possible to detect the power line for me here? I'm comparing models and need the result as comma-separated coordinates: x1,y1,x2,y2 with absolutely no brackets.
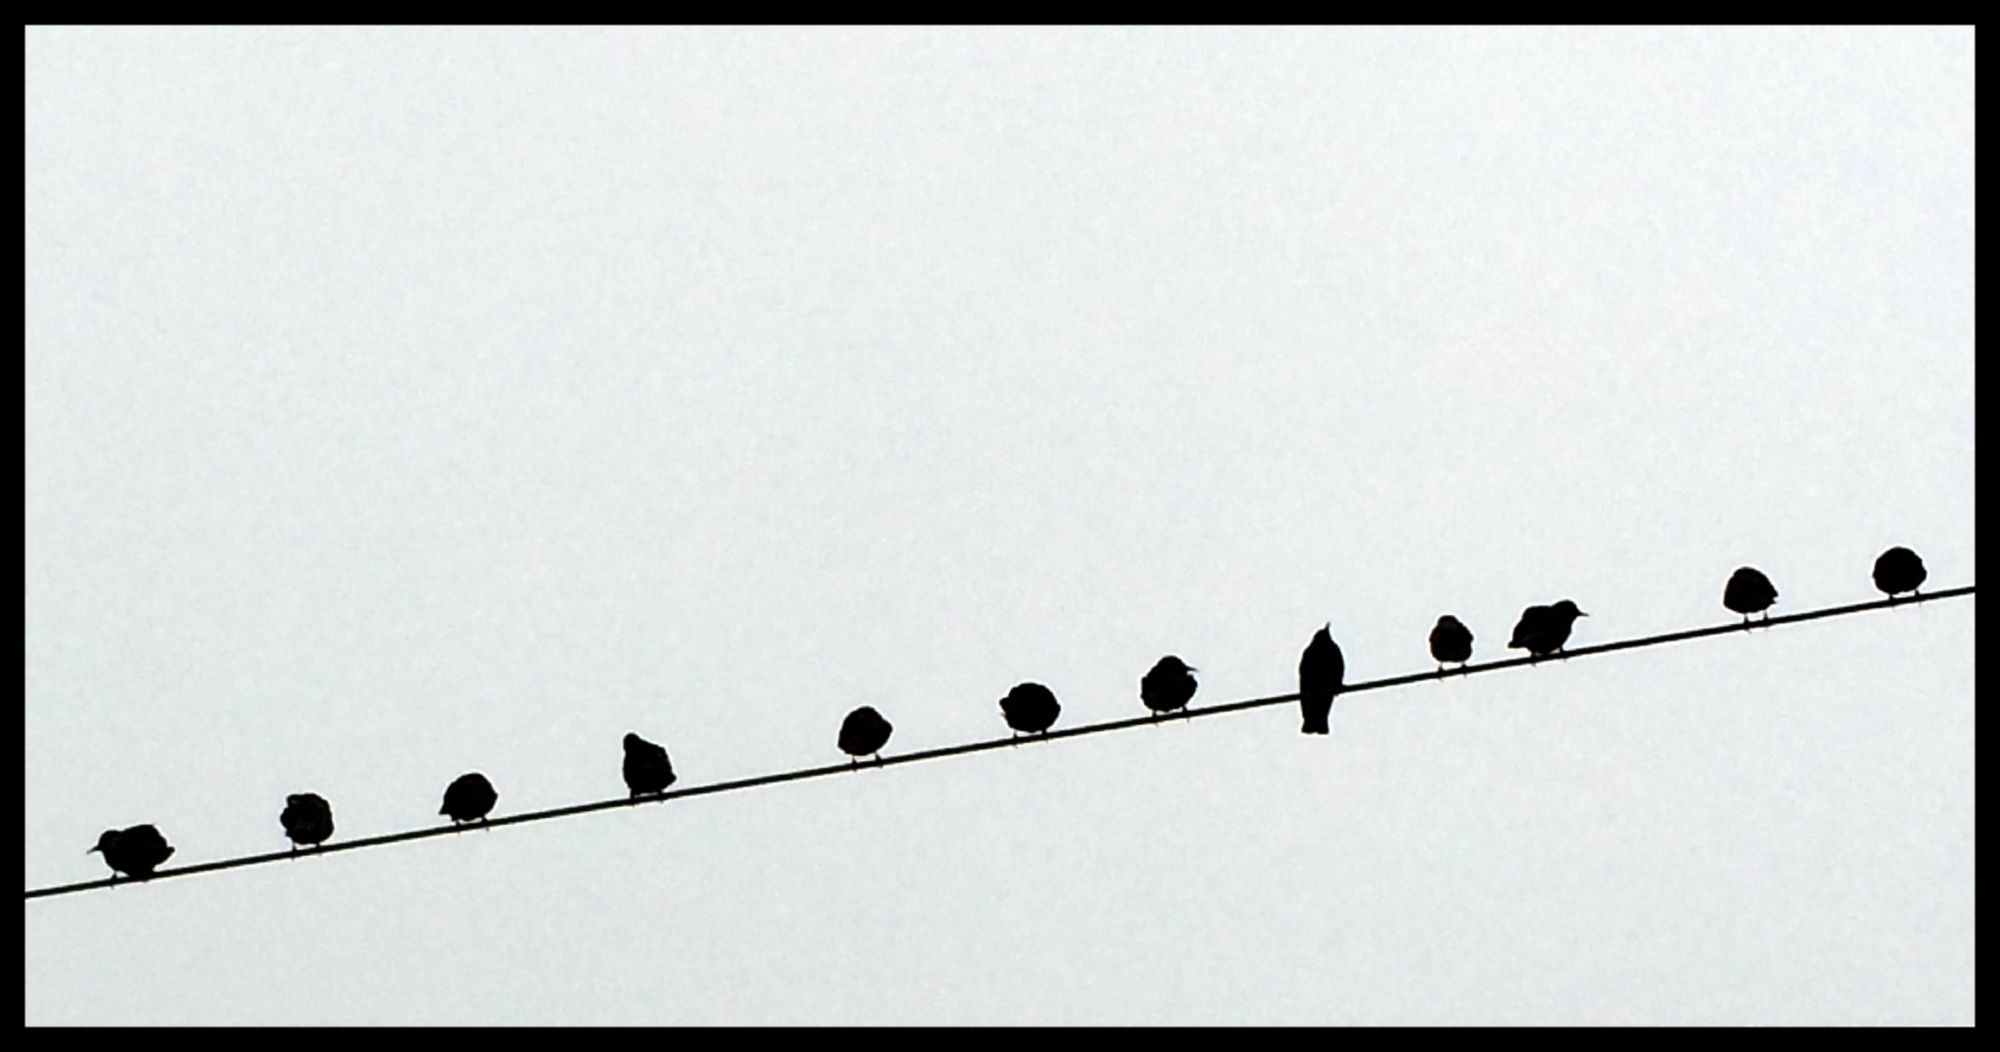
23,585,1974,902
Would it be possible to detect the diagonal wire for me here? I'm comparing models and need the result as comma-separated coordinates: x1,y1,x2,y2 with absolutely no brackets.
24,585,1974,901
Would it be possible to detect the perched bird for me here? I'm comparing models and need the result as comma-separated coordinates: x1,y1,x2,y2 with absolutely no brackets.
1723,567,1779,624
279,793,335,851
1428,615,1474,671
999,682,1062,738
439,772,498,826
1873,547,1927,599
89,824,175,881
838,706,893,764
1298,624,1345,735
1140,656,1199,718
1508,600,1588,658
621,732,676,799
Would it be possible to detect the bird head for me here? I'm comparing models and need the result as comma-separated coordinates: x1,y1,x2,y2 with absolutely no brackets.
1158,655,1196,674
1553,600,1588,618
88,830,120,855
623,733,644,750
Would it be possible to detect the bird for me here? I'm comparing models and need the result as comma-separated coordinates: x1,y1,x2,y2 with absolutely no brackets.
1508,600,1588,658
1140,656,1199,718
1298,624,1345,735
999,682,1061,738
838,706,893,764
279,793,334,852
1428,615,1474,671
89,824,174,881
1873,546,1927,599
1723,567,1779,624
621,732,676,799
439,772,498,826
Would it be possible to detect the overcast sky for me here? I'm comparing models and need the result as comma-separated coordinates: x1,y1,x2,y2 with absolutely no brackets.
25,26,1973,1025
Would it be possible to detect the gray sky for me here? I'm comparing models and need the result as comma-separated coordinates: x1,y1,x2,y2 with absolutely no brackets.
24,26,1973,1025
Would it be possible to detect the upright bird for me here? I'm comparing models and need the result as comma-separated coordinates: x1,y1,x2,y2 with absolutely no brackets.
89,824,175,881
440,772,498,826
838,706,893,765
621,733,676,799
1140,656,1199,718
999,682,1062,739
1723,567,1779,624
1428,615,1474,671
1297,624,1345,735
1508,600,1588,658
279,793,335,852
1873,546,1927,599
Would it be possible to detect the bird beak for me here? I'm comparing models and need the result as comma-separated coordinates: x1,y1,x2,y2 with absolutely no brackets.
1189,666,1199,673
1580,611,1590,617
86,846,99,854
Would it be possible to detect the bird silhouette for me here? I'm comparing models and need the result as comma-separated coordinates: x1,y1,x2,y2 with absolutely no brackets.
838,706,893,764
1723,567,1779,624
89,824,174,881
1508,600,1588,658
1140,656,1199,718
621,733,676,799
1428,615,1474,671
999,682,1062,739
440,772,498,826
1298,625,1345,735
279,793,334,852
1873,546,1927,599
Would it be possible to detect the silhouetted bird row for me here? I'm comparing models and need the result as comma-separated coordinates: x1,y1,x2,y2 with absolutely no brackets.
84,547,1937,880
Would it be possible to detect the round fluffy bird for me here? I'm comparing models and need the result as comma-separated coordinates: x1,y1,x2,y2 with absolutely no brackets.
1872,546,1927,599
1723,567,1779,623
838,706,893,764
1508,600,1588,657
1298,625,1345,735
439,772,498,826
279,793,335,851
622,732,676,799
1428,615,1474,671
999,682,1062,738
1140,656,1199,718
89,824,175,881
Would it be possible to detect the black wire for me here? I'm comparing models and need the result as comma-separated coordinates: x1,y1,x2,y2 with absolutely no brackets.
24,585,1973,901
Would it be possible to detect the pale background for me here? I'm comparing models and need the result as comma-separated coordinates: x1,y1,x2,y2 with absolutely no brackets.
25,26,1974,1025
